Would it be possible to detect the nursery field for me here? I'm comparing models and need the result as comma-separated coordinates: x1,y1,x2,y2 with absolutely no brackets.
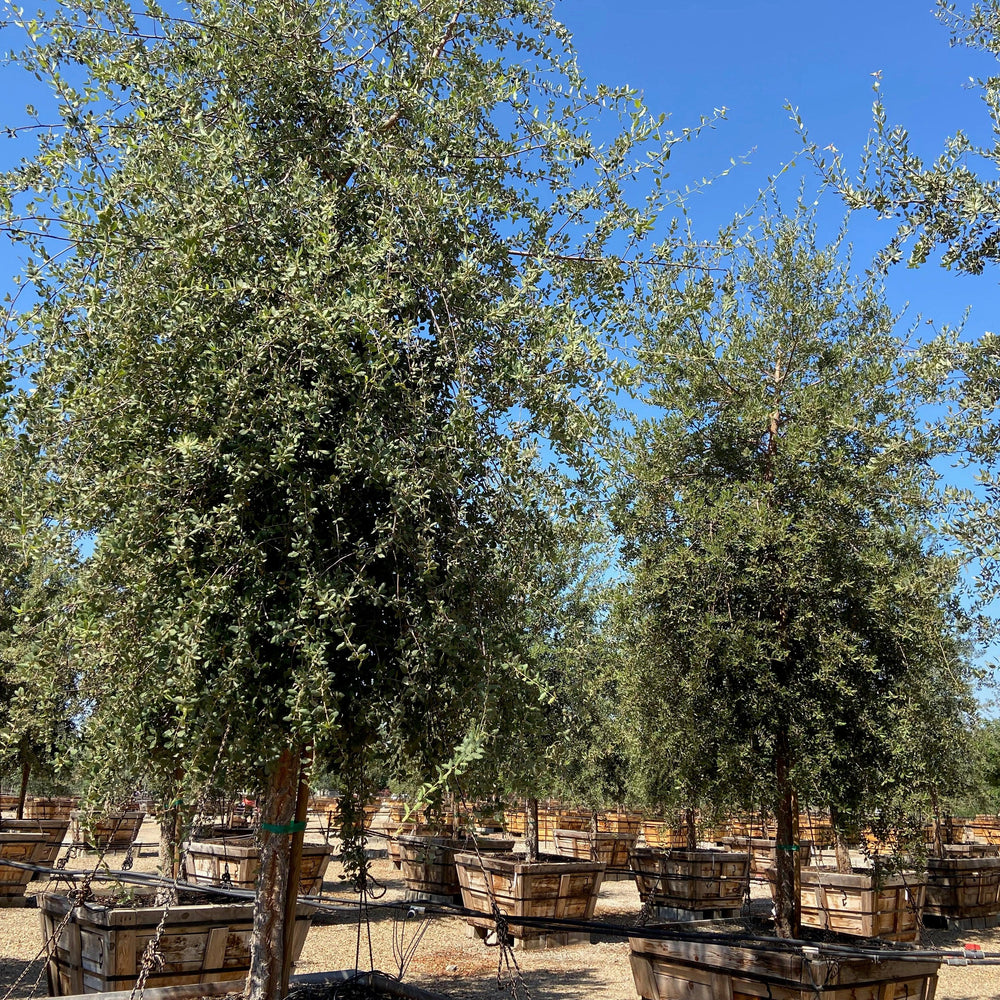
2,819,1000,1000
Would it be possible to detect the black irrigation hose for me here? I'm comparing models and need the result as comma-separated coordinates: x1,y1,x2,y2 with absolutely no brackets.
3,854,991,967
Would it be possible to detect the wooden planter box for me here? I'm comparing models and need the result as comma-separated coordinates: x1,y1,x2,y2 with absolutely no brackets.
39,890,314,995
629,932,940,1000
70,811,145,852
502,807,526,836
939,842,999,859
798,813,835,849
27,797,79,820
596,810,643,835
398,834,514,901
0,831,48,905
641,822,688,850
720,837,812,877
553,827,636,869
795,868,925,942
0,818,70,868
630,848,749,912
184,836,331,895
454,852,604,949
968,815,1000,845
925,855,1000,922
726,818,776,839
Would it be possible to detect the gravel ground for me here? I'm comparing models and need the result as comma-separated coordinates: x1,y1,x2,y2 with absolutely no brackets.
3,820,1000,999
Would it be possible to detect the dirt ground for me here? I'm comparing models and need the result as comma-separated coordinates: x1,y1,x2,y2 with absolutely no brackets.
2,819,1000,1000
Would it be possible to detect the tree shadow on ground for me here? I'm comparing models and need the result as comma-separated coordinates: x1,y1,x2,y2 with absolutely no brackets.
0,957,49,999
415,966,620,1000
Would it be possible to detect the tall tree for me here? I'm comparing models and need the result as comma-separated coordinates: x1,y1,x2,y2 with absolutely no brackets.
0,1,690,993
614,204,976,937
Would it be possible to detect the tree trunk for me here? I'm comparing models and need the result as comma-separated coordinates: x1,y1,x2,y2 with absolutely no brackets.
829,804,853,874
158,803,184,880
280,755,310,996
684,807,697,851
16,760,29,819
247,747,301,1000
525,797,539,863
930,788,944,857
773,735,801,938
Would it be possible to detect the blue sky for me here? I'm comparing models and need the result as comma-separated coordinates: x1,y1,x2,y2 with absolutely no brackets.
561,2,997,322
564,1,1000,683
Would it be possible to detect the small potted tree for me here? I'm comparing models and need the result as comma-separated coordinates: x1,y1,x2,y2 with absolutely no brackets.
454,528,615,948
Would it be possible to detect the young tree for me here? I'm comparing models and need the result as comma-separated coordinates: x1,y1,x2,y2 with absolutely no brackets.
613,204,976,937
0,405,77,818
1,1,690,993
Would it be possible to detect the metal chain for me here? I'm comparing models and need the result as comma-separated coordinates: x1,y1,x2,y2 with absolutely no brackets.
633,872,661,928
1,856,102,1000
127,888,174,1000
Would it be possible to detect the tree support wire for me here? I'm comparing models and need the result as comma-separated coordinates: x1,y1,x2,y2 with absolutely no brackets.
0,854,993,967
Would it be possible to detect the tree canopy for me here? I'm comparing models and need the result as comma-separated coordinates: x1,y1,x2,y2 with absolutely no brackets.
612,204,977,935
0,0,690,993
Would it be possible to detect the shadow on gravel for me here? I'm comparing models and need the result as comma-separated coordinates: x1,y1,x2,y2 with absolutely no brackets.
0,957,48,999
417,967,612,1000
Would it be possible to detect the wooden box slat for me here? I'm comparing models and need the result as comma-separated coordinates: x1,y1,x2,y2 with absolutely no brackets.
454,851,603,941
797,868,924,942
641,823,688,850
398,835,513,899
184,837,331,895
39,891,313,995
1,819,70,868
925,855,1000,918
719,837,812,878
0,832,48,900
629,933,939,1000
630,848,748,909
70,812,145,852
26,798,79,821
553,828,636,867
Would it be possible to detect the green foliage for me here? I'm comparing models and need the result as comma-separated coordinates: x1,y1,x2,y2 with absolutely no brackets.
613,203,977,829
0,0,691,860
795,1,1000,275
0,406,77,793
474,514,629,813
795,1,1000,612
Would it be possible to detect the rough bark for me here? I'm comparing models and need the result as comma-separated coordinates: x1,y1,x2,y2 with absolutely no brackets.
773,734,801,938
16,761,29,819
525,796,539,863
930,788,944,858
247,747,300,1000
830,805,853,874
684,807,697,851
